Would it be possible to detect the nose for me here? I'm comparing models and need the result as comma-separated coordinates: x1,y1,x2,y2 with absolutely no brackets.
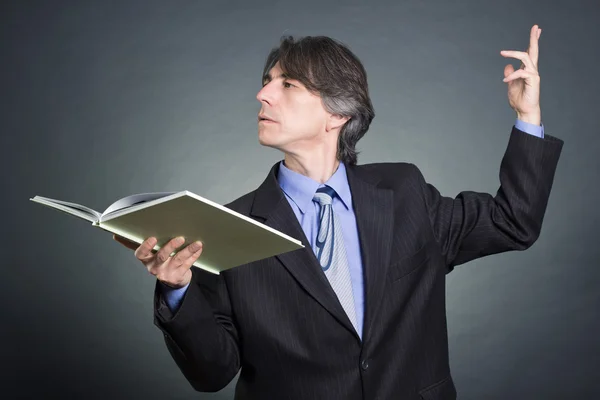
256,82,273,105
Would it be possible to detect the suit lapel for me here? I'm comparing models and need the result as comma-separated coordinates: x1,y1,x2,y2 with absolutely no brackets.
250,162,395,344
345,165,394,344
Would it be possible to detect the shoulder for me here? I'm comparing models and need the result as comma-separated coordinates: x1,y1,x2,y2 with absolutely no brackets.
355,161,425,188
223,190,257,215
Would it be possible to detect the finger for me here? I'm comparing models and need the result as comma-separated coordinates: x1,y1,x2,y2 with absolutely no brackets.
178,248,204,271
171,241,203,267
502,68,539,83
529,24,540,67
500,50,535,71
500,50,534,69
152,247,201,284
153,236,186,265
503,64,515,78
133,236,158,259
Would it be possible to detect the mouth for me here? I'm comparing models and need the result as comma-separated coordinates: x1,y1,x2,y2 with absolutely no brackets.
258,115,276,123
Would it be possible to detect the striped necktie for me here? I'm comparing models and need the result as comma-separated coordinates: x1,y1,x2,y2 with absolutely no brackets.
313,186,358,332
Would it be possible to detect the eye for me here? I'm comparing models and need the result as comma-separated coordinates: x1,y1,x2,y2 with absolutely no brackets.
283,81,294,88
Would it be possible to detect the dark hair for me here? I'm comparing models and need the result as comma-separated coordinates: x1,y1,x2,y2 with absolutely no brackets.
262,35,375,166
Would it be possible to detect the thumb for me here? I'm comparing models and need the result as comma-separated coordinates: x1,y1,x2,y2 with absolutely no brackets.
504,64,515,78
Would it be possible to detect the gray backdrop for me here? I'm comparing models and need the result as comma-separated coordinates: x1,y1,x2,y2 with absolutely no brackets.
2,0,598,399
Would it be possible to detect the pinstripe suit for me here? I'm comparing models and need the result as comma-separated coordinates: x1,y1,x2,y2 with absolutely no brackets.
153,126,563,399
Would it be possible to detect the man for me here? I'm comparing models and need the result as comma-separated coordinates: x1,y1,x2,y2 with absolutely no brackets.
115,25,563,399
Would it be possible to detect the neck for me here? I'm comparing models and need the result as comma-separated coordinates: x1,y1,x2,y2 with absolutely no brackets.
283,153,341,184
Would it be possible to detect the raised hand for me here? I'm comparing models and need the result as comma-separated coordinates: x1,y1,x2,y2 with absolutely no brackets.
501,25,542,125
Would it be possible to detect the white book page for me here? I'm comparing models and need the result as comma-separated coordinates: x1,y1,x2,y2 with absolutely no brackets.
102,192,176,217
31,196,101,221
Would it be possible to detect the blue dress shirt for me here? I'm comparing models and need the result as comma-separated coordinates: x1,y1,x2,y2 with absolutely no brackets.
159,119,544,336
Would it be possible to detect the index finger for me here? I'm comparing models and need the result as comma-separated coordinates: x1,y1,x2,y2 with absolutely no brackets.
529,24,541,66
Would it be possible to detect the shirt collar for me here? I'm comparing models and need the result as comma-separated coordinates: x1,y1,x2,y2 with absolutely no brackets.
277,160,352,214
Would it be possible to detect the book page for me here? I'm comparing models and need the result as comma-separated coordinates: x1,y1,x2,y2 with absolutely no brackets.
31,196,102,222
102,192,176,217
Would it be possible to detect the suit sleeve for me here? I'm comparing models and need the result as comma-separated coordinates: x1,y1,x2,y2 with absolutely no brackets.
414,125,564,271
153,266,240,392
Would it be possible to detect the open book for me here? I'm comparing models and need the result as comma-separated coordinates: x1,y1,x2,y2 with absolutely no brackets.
30,191,304,274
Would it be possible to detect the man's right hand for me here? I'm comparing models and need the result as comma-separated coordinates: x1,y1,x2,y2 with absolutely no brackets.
113,234,203,289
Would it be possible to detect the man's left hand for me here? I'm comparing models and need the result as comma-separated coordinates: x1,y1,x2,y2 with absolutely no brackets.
501,25,542,125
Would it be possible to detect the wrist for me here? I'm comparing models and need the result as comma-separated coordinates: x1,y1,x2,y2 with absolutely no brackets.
517,110,541,126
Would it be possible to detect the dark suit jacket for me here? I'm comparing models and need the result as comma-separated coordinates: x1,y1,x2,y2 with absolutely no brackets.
153,127,563,399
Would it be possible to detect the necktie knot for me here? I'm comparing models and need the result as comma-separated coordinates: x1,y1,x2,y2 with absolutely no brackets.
313,186,336,206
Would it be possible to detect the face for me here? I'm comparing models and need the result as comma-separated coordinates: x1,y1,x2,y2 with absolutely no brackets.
256,62,332,153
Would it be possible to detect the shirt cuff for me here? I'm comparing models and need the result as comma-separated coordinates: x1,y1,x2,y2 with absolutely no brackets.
159,281,190,313
515,118,544,138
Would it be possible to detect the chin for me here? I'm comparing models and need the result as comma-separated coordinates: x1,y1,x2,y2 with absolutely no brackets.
258,130,281,148
259,140,284,152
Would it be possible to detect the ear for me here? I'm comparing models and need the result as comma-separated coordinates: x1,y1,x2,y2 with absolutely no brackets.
326,114,351,132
